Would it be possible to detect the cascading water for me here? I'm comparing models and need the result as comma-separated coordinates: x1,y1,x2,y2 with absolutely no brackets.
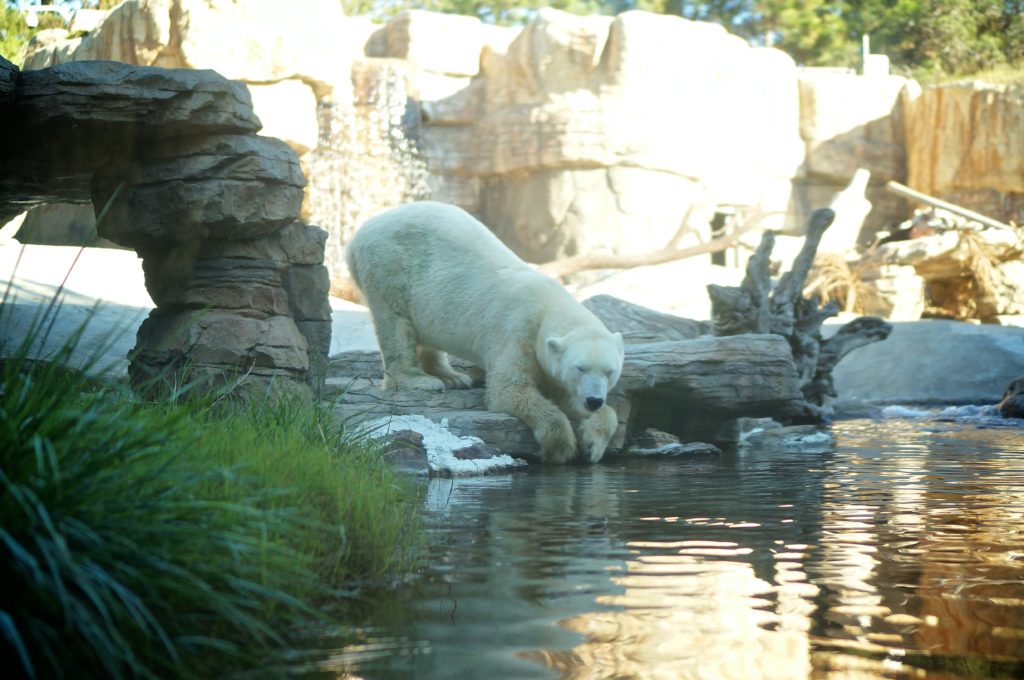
306,59,431,285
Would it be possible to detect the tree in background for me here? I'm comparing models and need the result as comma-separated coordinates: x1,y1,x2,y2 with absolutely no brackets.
1,5,28,63
345,0,1022,75
4,1,1022,76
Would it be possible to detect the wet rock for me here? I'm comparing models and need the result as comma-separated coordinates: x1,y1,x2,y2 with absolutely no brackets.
381,429,430,476
625,429,721,457
999,376,1024,419
741,424,834,451
903,81,1024,225
452,442,505,460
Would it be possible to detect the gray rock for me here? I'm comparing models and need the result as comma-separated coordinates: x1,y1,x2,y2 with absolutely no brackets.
741,424,834,451
130,310,310,397
381,429,431,476
277,223,328,265
284,265,332,322
624,428,721,457
15,61,260,137
999,376,1024,419
93,135,304,245
295,319,332,392
583,294,708,343
15,202,122,248
829,320,1024,408
0,60,328,403
0,55,16,109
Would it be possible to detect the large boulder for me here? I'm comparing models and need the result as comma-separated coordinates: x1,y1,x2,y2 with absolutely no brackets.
829,320,1024,408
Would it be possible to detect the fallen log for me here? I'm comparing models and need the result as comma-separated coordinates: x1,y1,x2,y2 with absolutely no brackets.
328,332,805,456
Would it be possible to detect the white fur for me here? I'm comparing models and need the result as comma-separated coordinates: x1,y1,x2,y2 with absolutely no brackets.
346,201,624,463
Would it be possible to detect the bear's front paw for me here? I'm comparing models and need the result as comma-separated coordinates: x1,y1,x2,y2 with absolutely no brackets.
578,410,616,463
539,417,577,464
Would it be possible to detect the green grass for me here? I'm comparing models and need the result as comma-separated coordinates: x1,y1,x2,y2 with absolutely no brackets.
915,63,1024,87
0,301,423,678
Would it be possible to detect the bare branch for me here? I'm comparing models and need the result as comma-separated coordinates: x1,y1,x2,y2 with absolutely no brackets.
538,212,769,279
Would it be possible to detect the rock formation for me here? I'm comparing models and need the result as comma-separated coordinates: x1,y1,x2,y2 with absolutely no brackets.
0,57,330,400
18,2,919,283
903,81,1024,227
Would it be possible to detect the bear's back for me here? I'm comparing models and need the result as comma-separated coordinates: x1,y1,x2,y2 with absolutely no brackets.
350,201,526,279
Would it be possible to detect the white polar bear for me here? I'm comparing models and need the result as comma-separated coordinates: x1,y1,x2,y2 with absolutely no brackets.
346,201,624,463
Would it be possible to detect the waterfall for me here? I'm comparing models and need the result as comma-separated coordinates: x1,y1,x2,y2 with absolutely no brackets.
306,59,430,283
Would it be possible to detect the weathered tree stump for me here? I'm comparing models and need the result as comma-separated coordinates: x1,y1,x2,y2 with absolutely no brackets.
708,208,892,420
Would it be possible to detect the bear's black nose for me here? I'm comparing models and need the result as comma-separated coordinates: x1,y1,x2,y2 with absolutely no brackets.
585,397,604,411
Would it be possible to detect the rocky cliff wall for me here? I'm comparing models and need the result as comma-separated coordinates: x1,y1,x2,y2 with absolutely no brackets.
15,2,1020,281
0,56,331,401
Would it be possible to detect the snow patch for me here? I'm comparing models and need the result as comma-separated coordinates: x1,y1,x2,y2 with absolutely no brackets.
361,414,526,476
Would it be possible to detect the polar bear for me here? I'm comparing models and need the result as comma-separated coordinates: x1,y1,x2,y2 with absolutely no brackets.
346,201,624,463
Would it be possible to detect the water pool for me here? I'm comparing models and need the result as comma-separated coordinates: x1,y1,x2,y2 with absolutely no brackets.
316,417,1024,679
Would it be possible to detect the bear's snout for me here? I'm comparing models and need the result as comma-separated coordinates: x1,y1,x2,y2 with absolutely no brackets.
585,397,604,412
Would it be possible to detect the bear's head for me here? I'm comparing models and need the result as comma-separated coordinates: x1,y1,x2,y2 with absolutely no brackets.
543,328,624,415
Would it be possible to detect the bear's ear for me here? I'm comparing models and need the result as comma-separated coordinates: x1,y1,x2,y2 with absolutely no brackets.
546,336,565,355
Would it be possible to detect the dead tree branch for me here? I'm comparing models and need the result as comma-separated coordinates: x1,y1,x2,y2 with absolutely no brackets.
538,211,769,279
886,181,1014,230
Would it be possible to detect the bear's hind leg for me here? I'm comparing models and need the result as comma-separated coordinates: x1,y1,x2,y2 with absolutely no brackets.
418,348,473,389
485,367,577,463
370,308,445,391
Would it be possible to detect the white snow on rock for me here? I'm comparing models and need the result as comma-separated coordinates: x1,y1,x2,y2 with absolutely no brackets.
360,414,526,477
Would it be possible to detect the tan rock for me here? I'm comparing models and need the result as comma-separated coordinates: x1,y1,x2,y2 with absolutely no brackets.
43,0,356,94
461,9,805,260
373,10,486,77
903,81,1024,224
70,0,179,67
798,69,908,183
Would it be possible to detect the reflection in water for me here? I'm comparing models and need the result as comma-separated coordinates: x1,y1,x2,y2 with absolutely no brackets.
316,419,1024,679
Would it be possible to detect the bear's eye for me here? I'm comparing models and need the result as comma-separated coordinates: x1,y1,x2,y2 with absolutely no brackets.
576,365,586,374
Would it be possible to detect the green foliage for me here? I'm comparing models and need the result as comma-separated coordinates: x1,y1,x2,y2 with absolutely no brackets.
0,5,30,65
0,296,423,678
336,0,1023,76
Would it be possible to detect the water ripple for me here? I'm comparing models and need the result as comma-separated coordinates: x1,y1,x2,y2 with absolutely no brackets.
311,417,1024,679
